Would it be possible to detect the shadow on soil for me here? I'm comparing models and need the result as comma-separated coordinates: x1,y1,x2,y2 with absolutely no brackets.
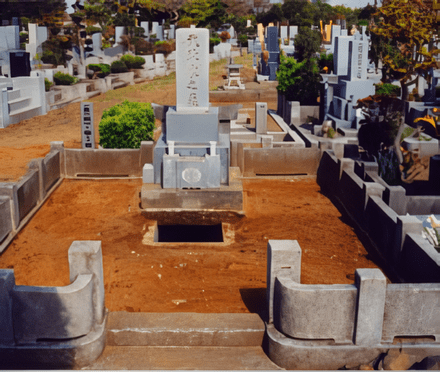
239,287,268,322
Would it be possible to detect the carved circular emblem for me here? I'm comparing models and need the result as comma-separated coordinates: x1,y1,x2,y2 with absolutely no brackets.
182,168,202,184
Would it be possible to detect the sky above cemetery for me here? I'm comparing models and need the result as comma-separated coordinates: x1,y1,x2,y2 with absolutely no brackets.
325,0,381,8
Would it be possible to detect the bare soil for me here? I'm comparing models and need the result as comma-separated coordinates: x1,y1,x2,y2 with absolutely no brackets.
0,56,385,314
0,177,381,313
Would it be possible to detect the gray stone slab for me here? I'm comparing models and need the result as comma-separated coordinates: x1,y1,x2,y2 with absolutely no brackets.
0,183,18,229
106,312,265,347
12,274,95,343
16,168,40,222
267,240,301,323
267,323,440,370
165,107,219,143
64,148,143,177
142,164,154,184
68,241,105,325
354,269,387,346
0,270,15,345
176,28,209,111
43,151,61,192
382,283,440,343
0,317,106,369
85,345,281,370
274,276,357,343
141,180,243,211
255,102,267,134
0,196,12,243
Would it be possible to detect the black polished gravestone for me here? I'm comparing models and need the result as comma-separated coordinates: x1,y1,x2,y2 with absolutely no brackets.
9,52,31,77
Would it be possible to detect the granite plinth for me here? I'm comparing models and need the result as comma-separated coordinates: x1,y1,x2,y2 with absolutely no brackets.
165,107,219,143
141,170,243,211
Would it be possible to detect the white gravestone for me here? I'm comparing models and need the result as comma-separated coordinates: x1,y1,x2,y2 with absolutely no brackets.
92,33,102,54
140,22,149,37
156,25,164,41
280,26,288,43
176,28,209,112
169,25,175,39
0,26,19,50
151,22,159,37
115,27,125,44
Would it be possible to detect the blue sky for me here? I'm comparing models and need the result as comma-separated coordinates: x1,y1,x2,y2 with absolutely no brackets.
325,0,382,8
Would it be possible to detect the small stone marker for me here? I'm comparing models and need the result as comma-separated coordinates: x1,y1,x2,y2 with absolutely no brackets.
81,102,95,149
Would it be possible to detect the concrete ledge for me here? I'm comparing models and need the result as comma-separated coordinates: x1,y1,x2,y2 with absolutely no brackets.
0,316,106,369
267,323,440,370
0,241,107,368
266,240,440,370
0,196,12,243
64,148,146,177
240,147,321,177
141,178,243,211
274,277,356,344
85,345,282,370
16,168,40,222
106,312,265,347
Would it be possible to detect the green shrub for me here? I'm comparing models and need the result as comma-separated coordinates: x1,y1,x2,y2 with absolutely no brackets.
86,26,102,35
99,100,155,149
110,60,128,73
45,78,53,92
120,54,145,69
375,83,401,97
88,63,110,78
53,71,78,85
41,50,60,66
276,54,320,105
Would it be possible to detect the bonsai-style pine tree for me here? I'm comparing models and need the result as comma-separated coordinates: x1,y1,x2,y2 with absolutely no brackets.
371,0,440,100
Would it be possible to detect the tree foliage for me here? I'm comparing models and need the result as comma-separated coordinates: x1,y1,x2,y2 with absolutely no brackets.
371,0,440,100
276,54,320,105
294,27,322,62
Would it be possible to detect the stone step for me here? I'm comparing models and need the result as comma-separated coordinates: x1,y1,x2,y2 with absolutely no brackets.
8,96,31,112
106,312,265,347
7,89,21,101
84,345,282,370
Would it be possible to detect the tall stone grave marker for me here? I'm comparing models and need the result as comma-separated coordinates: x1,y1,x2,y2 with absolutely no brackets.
153,28,226,189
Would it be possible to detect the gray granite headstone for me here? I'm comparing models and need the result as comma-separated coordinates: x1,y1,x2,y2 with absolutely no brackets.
176,28,209,112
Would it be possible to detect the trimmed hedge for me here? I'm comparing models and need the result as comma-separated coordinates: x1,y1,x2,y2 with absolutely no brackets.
119,54,145,69
110,60,128,73
53,71,79,85
99,100,155,149
88,63,111,78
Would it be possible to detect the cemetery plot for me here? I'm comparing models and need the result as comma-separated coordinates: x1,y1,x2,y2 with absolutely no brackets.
0,177,385,313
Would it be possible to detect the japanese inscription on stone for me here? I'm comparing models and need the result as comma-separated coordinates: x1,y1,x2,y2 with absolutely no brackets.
176,28,209,111
81,102,95,149
357,44,363,79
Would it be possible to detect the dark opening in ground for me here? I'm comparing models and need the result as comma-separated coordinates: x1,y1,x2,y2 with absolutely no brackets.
156,224,224,243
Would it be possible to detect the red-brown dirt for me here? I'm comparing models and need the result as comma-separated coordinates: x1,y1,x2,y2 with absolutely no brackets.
0,177,382,313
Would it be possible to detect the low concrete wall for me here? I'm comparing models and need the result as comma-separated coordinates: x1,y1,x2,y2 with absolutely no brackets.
63,141,154,178
239,146,321,177
0,196,12,243
0,143,63,253
317,150,440,282
266,240,440,370
0,241,106,369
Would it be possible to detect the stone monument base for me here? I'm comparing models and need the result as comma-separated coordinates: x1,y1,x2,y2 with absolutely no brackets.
266,323,440,370
141,168,243,211
0,315,107,369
